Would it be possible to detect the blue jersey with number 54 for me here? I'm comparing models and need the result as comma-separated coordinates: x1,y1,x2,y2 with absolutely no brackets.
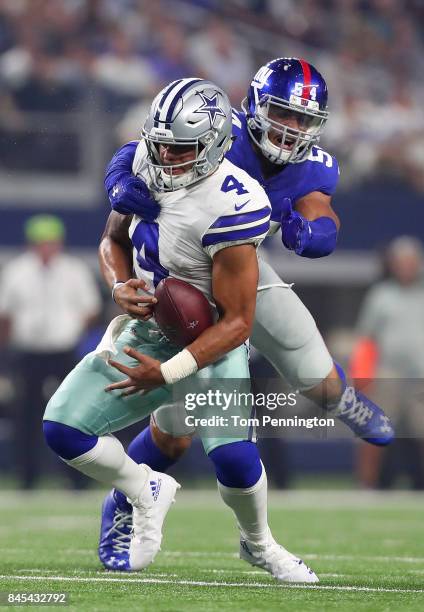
227,110,339,234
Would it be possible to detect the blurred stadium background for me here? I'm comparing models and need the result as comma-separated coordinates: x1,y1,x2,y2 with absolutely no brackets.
0,0,424,492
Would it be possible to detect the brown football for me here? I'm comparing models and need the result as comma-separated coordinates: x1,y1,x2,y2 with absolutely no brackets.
154,277,214,347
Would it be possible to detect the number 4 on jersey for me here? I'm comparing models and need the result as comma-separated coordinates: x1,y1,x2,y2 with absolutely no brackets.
132,220,169,287
221,174,249,196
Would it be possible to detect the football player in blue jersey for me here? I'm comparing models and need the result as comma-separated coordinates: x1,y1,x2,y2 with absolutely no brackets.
98,59,394,571
230,58,339,257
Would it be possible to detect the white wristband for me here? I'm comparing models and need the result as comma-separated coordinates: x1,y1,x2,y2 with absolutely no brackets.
160,349,198,385
112,281,126,303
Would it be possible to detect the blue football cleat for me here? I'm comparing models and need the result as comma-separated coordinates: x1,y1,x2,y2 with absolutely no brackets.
333,386,395,445
98,490,131,571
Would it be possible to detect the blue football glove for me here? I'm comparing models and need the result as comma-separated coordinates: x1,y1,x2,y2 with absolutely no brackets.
108,174,160,222
105,141,160,222
280,201,312,255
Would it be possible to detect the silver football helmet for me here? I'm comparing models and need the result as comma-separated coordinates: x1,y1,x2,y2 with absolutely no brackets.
142,78,233,191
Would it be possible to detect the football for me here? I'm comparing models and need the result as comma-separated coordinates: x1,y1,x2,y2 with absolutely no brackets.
154,277,214,347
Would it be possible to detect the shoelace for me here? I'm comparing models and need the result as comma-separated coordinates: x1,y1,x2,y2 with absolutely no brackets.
106,509,132,554
379,415,393,433
333,387,374,427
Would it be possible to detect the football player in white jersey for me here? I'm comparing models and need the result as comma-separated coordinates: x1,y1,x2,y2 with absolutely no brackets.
43,78,317,581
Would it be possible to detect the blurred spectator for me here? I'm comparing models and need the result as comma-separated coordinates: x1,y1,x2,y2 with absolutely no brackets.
0,214,102,489
0,0,423,190
186,16,254,103
147,23,197,86
92,27,157,111
350,236,424,489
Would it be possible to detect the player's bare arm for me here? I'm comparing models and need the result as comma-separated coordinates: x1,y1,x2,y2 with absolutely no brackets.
188,244,258,367
99,211,156,320
106,243,259,394
295,191,340,230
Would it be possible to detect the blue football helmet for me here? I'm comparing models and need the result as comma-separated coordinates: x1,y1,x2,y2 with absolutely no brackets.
242,57,329,165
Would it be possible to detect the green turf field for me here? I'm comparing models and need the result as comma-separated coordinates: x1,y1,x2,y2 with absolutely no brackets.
1,490,424,611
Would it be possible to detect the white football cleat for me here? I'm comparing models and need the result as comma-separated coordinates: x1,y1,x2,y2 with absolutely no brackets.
129,464,181,571
240,532,319,583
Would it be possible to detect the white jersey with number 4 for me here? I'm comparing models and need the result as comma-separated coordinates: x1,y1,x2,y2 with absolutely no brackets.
130,141,271,304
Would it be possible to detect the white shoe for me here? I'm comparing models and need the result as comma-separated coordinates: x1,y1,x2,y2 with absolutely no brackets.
240,533,319,583
129,464,181,571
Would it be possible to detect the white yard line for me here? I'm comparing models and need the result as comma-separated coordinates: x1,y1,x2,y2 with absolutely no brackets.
12,568,355,579
0,574,423,594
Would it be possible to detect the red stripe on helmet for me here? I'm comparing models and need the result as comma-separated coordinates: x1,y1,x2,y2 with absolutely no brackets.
298,58,311,99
